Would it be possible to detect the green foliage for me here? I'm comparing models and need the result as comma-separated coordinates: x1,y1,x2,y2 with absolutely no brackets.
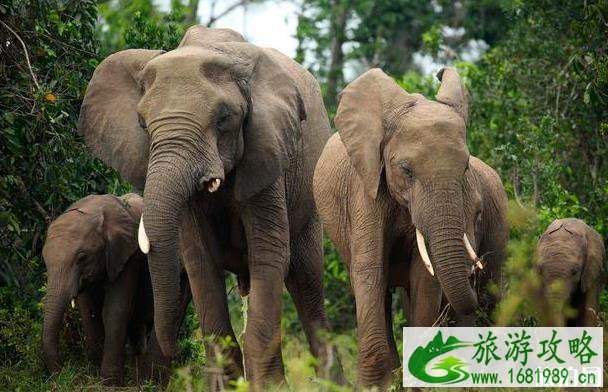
97,0,199,54
322,238,356,332
0,0,126,376
465,0,608,236
295,0,510,113
0,0,191,389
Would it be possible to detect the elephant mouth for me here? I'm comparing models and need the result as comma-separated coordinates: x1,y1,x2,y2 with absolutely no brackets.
198,177,222,193
193,164,225,193
415,228,484,276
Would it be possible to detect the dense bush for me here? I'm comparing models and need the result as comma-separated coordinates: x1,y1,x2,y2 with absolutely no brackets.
465,0,608,236
0,0,122,375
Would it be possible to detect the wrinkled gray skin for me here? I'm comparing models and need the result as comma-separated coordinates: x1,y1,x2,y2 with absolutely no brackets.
314,68,508,389
42,193,190,386
537,218,606,326
79,26,339,388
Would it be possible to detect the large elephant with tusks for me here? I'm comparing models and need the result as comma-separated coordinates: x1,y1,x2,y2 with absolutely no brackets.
79,26,340,388
313,68,508,389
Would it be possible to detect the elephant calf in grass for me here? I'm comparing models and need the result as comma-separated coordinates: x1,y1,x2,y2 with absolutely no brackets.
537,218,606,326
314,67,508,389
42,193,190,386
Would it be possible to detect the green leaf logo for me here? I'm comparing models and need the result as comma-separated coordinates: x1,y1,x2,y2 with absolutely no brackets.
408,331,473,384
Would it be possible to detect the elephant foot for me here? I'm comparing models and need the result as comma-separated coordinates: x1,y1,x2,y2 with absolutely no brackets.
101,358,125,386
248,377,287,392
136,351,172,385
317,343,347,386
357,361,400,391
100,370,124,387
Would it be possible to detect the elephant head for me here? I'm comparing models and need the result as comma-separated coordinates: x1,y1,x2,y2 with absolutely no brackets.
78,26,306,356
42,194,141,372
537,219,606,312
335,67,480,314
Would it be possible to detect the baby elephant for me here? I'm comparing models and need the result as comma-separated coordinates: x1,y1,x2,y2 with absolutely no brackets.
537,218,606,326
42,193,185,385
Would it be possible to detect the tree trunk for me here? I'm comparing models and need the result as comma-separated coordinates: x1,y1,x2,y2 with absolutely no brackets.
325,0,348,113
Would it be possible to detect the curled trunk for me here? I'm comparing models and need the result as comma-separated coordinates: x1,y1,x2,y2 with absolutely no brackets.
42,283,71,372
417,182,478,315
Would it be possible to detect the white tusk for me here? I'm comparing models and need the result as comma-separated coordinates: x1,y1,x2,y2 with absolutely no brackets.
416,228,434,276
71,299,75,309
207,178,221,193
138,216,150,254
464,233,483,270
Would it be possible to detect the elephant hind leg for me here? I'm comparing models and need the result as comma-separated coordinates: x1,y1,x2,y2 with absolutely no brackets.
286,216,345,384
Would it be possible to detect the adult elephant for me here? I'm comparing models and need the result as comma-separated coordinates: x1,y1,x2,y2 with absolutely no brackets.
78,26,336,388
313,68,508,389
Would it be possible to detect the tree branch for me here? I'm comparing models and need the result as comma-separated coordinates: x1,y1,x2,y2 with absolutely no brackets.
206,0,249,27
17,177,51,223
0,20,42,92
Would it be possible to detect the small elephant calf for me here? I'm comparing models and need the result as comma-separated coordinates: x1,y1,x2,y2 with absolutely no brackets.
537,218,606,326
42,193,189,385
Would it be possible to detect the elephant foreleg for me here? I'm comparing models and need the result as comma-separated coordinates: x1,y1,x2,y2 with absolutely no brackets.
76,287,104,363
241,179,289,389
581,285,601,326
384,290,400,368
180,204,243,383
138,271,191,385
409,250,443,326
100,259,138,386
350,232,395,389
477,211,507,319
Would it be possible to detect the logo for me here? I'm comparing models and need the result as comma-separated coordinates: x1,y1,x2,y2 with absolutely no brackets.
408,331,472,384
403,327,603,388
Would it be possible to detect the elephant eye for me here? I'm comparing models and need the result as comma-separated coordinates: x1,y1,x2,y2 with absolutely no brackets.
76,251,87,264
138,114,147,130
399,161,413,179
216,106,232,130
571,266,580,276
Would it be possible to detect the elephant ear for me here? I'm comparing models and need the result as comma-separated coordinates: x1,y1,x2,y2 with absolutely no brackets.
582,226,606,293
230,45,307,201
179,25,246,47
79,49,164,190
435,67,469,125
102,195,140,282
335,68,413,200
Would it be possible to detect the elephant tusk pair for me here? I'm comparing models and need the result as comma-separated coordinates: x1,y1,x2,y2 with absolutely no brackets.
138,217,150,254
415,229,484,277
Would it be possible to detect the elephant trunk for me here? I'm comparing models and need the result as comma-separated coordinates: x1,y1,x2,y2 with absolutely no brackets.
42,278,72,372
416,181,478,315
143,154,192,358
143,125,222,357
544,273,572,304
